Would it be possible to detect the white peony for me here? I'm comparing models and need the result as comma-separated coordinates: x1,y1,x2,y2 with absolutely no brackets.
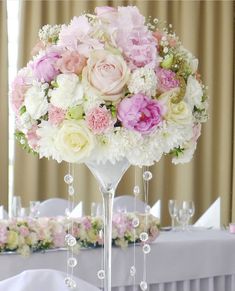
37,121,62,162
24,84,48,119
128,68,157,97
184,76,203,109
49,73,84,110
55,120,95,163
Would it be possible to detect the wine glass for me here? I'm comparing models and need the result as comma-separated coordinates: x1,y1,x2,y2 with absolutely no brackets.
168,200,178,230
29,201,40,218
177,201,194,230
11,196,22,218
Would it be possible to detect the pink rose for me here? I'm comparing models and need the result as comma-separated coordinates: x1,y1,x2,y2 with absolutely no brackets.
118,93,163,134
48,105,66,126
27,125,39,150
56,51,86,75
83,50,130,101
86,106,114,134
156,68,180,92
32,50,61,82
116,28,157,70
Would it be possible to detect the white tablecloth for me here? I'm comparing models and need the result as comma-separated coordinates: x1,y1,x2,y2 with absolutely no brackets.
1,229,235,291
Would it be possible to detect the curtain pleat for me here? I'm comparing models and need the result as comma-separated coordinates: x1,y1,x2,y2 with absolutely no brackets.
0,0,8,208
14,0,234,224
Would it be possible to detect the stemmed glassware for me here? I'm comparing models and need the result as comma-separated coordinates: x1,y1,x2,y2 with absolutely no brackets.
168,200,178,231
177,200,195,230
29,201,41,218
11,196,22,218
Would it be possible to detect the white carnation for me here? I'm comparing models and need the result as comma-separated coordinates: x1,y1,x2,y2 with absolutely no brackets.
49,73,84,110
24,84,48,120
37,121,62,162
128,68,157,97
184,76,203,109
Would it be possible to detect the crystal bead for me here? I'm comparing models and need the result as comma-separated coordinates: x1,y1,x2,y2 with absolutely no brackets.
143,171,152,181
140,281,148,291
132,217,140,228
68,185,75,196
64,174,73,184
67,257,78,268
133,185,140,196
139,232,148,242
64,277,77,289
67,235,76,247
97,269,105,280
65,234,71,243
142,243,151,254
130,265,136,276
145,205,151,213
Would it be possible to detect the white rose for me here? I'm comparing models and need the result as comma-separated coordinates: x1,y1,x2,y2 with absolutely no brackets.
166,100,193,125
25,85,48,119
55,120,95,163
184,76,203,109
50,73,84,110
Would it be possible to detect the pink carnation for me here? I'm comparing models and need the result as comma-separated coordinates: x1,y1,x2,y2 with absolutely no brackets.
56,51,86,75
26,125,39,150
156,68,180,92
86,106,114,134
32,50,61,82
117,93,163,134
116,28,157,70
48,105,66,126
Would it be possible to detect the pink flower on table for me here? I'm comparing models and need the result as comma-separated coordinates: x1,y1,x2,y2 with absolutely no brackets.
56,51,87,75
86,106,114,134
26,125,39,150
82,217,92,230
32,50,61,83
19,226,30,237
48,105,66,126
0,226,7,244
53,230,66,248
156,68,180,93
118,93,164,134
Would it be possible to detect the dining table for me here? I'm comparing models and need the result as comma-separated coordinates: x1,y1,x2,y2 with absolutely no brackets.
1,228,235,291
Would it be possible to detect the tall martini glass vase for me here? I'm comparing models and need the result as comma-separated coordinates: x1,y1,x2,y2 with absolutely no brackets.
85,159,130,291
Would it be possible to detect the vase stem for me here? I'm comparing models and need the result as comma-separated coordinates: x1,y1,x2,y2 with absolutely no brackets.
101,187,114,291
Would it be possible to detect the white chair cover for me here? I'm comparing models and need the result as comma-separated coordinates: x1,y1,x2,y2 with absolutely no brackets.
194,197,221,229
150,200,161,221
113,195,146,213
0,269,100,291
38,198,68,217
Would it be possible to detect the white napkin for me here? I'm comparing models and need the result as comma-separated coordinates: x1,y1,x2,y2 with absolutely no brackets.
70,202,83,218
150,200,161,221
194,197,221,229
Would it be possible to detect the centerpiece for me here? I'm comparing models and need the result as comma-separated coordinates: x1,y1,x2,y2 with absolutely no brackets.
11,5,208,291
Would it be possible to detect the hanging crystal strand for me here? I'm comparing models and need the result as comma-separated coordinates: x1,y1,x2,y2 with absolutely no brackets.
64,163,77,289
130,167,140,290
140,166,152,291
97,227,105,288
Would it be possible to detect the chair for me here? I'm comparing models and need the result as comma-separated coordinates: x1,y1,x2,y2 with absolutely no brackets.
113,195,146,213
0,269,100,291
38,198,68,217
194,197,221,229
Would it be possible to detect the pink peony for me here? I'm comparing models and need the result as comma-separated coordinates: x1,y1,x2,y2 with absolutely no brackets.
156,68,180,92
32,50,61,82
26,125,39,150
48,105,66,126
56,51,86,75
116,28,157,70
118,93,163,134
86,106,114,134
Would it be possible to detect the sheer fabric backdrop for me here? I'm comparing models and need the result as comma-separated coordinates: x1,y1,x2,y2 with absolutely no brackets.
0,0,8,208
13,0,234,225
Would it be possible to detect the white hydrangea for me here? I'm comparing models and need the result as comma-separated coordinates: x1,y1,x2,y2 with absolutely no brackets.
37,121,62,162
49,74,84,110
172,141,197,164
128,68,157,97
24,82,49,120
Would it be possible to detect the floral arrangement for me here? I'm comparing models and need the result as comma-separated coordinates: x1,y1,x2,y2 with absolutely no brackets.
0,213,159,256
11,6,208,166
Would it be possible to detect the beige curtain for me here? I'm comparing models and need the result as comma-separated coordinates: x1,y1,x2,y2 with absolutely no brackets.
15,0,234,225
0,0,8,208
